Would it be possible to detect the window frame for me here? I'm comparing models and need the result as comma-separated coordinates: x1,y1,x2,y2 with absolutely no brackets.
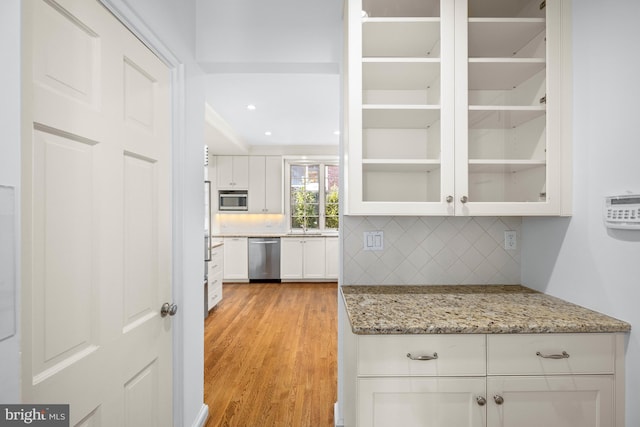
284,157,339,232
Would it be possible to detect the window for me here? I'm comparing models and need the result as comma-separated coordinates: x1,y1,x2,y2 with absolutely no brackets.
288,160,339,231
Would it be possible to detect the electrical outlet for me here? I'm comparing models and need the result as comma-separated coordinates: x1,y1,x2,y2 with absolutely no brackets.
504,230,517,250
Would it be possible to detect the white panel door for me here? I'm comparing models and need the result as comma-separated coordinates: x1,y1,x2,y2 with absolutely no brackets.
22,1,173,426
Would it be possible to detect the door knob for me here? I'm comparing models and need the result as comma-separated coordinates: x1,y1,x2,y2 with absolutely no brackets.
161,302,178,317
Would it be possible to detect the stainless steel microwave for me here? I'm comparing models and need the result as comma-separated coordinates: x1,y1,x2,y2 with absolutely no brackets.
219,190,248,211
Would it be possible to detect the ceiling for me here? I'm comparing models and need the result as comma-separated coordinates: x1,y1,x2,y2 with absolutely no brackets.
196,0,344,153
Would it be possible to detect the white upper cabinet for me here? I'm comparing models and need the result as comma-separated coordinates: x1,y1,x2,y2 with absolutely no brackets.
345,0,572,216
248,156,283,214
216,155,249,189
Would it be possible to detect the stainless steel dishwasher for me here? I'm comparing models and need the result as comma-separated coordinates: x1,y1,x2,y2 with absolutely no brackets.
248,237,281,281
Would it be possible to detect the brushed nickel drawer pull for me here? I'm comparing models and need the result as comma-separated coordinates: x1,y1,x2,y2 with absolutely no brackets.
407,352,438,361
536,351,570,359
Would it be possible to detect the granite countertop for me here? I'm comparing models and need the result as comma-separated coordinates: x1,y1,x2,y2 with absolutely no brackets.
214,232,339,238
341,285,631,335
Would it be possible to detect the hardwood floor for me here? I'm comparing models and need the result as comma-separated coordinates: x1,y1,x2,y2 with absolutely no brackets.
204,282,338,427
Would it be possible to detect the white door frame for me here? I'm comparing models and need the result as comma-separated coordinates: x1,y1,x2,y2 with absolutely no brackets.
97,1,187,425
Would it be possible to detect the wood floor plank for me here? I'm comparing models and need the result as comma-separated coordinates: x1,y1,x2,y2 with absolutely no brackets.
204,282,338,427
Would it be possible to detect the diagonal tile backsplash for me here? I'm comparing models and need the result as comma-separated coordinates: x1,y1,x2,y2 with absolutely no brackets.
343,216,521,285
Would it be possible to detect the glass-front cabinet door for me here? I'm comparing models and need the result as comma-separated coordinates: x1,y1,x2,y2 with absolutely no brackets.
347,0,456,215
456,0,565,215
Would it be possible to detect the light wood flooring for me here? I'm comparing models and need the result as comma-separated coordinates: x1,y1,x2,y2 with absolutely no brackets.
204,282,338,427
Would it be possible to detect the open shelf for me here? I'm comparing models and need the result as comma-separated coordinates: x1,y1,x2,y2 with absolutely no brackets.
363,106,440,128
363,163,441,202
363,127,441,159
469,59,545,90
363,19,441,57
469,19,545,58
469,107,545,129
362,159,441,172
363,0,440,18
468,162,546,203
468,159,545,173
363,60,440,90
468,0,545,19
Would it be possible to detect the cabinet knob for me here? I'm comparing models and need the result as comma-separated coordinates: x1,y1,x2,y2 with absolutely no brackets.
446,195,453,203
494,395,504,405
476,396,486,406
460,195,468,203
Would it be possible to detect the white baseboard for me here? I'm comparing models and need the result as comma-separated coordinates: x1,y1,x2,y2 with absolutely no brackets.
191,403,209,427
334,401,344,427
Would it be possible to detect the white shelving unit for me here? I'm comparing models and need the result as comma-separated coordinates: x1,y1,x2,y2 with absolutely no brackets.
345,0,572,216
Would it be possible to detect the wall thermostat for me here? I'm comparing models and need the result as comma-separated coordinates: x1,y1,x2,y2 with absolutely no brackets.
604,194,640,230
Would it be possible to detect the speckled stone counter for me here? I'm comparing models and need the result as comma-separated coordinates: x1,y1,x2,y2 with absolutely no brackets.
341,285,631,335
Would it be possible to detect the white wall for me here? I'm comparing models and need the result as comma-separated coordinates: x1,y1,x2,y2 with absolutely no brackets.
0,0,21,404
522,1,640,425
195,0,342,70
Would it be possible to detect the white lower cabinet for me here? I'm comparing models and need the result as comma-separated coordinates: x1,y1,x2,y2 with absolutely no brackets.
281,237,327,280
486,375,613,427
207,245,223,310
222,237,248,281
359,377,486,427
345,332,625,427
325,237,339,280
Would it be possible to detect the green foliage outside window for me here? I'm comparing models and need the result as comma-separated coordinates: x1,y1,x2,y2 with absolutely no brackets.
292,187,319,230
325,185,339,229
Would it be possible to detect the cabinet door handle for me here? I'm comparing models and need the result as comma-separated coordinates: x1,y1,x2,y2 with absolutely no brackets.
406,352,438,361
446,195,453,203
476,396,486,406
536,351,570,359
460,195,468,203
494,395,504,405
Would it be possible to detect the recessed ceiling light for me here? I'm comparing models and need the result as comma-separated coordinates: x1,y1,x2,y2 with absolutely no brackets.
247,104,256,111
264,131,272,136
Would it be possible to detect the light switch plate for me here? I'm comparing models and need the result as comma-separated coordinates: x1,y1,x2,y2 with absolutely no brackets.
364,231,384,251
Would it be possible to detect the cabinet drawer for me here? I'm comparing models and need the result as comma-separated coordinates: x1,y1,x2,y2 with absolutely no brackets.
487,334,615,375
208,279,223,309
358,335,486,377
210,245,223,264
208,272,223,289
